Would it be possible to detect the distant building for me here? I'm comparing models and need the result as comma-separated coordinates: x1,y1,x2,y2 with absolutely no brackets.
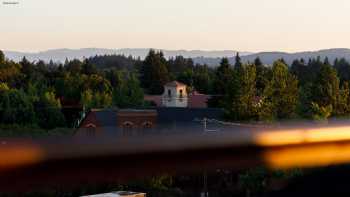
162,81,188,107
77,81,224,137
77,107,224,137
81,191,146,197
144,81,211,108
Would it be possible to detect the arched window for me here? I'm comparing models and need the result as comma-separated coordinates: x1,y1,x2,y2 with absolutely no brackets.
85,123,96,137
168,89,172,97
142,121,153,129
123,121,134,136
179,89,183,98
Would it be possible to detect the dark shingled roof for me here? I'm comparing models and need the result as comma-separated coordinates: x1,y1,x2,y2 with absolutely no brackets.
156,107,223,123
94,110,118,127
164,81,186,87
82,108,224,128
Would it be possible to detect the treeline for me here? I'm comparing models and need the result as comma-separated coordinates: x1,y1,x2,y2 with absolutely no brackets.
217,56,350,121
1,49,350,129
0,51,145,129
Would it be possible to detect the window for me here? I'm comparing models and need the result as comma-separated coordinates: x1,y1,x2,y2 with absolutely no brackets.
123,121,134,136
179,89,183,98
142,121,153,129
85,124,96,137
168,89,172,97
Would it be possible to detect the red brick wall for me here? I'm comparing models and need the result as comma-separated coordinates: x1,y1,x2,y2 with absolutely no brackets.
80,112,102,128
117,110,157,129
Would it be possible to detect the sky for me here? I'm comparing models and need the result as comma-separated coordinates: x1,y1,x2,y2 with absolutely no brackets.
1,0,350,52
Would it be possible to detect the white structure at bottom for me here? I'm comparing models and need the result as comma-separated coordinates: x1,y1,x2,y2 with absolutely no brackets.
162,81,188,108
81,191,146,197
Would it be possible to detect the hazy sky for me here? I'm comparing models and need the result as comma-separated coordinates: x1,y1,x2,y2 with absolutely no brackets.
1,0,350,52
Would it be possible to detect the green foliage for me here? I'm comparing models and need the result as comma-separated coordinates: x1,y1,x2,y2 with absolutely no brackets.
141,49,170,94
311,64,339,109
0,50,4,63
225,64,257,120
239,167,303,197
262,60,299,119
336,82,350,116
0,82,9,92
177,65,215,94
234,52,242,70
255,59,271,96
81,89,112,109
238,167,268,197
214,58,234,94
0,88,36,125
148,175,173,190
168,56,193,75
81,89,94,109
0,59,21,86
81,60,98,75
2,49,350,129
34,91,66,129
311,102,333,121
113,72,144,108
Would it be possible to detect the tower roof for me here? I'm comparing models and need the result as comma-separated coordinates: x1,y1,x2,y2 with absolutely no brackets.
164,81,186,87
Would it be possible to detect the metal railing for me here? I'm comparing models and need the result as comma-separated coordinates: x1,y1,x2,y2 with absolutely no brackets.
1,121,350,191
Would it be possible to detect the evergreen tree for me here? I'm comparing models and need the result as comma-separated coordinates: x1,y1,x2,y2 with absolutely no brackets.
35,91,66,129
225,64,257,120
291,59,308,86
81,89,94,110
0,50,4,64
214,58,233,94
140,49,170,94
113,72,144,108
335,82,350,116
262,60,298,119
324,57,330,65
254,57,263,67
234,53,242,70
0,88,36,125
20,56,35,83
81,60,97,75
334,58,350,83
254,57,270,95
309,63,340,116
66,59,82,74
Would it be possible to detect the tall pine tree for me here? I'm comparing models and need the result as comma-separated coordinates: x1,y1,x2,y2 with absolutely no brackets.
262,60,298,119
140,49,170,94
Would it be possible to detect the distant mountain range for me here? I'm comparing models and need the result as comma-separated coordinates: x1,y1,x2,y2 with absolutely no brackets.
193,48,350,66
3,48,250,64
4,48,350,67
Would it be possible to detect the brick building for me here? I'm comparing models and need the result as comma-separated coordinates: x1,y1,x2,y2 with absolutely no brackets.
77,108,223,137
77,81,223,137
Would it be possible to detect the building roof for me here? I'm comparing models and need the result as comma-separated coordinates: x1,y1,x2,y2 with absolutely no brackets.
144,95,162,106
164,81,186,87
156,107,223,123
144,94,211,108
80,107,224,128
188,94,211,108
93,110,117,127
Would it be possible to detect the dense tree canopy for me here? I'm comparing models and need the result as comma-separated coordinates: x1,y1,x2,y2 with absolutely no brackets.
141,49,170,94
262,60,299,119
0,50,4,63
1,49,350,130
214,58,234,95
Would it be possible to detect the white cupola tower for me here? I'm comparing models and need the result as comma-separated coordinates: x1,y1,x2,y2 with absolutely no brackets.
162,81,188,108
